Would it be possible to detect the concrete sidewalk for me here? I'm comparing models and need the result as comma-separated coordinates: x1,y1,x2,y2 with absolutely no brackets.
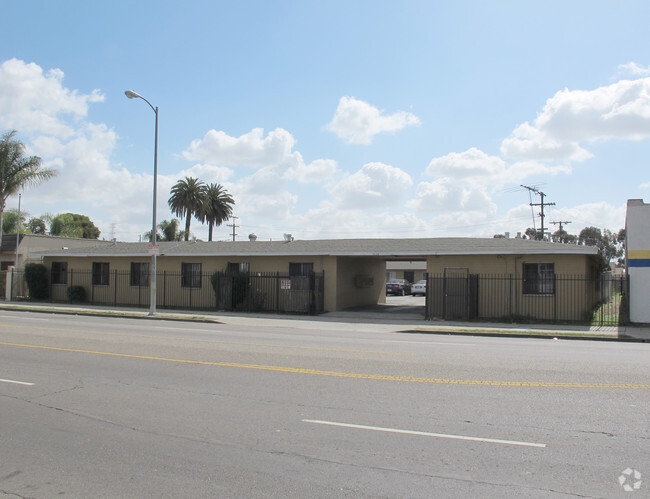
0,301,649,342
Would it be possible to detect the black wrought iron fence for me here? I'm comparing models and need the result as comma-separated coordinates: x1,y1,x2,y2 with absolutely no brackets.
11,270,325,315
426,273,629,326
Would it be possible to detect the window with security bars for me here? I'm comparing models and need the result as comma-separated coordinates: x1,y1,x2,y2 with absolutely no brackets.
523,263,555,295
92,262,110,286
289,262,313,277
130,262,149,287
51,262,67,285
181,262,202,288
227,262,250,274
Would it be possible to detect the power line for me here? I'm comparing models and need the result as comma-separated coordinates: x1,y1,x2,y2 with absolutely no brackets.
226,216,239,241
550,220,572,232
521,185,555,240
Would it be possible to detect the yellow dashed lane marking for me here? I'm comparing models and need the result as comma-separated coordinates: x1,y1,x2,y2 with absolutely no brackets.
1,341,648,389
0,323,406,356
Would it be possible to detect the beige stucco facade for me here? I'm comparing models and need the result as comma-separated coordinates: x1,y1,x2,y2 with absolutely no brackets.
424,253,603,322
425,252,597,277
32,237,603,317
41,253,390,313
1,234,115,271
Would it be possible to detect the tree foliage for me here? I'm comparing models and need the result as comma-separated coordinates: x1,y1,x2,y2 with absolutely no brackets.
2,208,28,234
159,218,185,241
24,263,49,300
505,225,625,265
0,130,57,247
27,217,47,234
196,183,234,241
168,178,236,241
577,226,622,263
145,218,185,242
168,177,207,241
551,229,577,244
50,213,101,239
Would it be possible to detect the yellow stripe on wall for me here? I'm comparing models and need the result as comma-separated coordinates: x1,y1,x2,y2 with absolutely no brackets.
628,250,650,259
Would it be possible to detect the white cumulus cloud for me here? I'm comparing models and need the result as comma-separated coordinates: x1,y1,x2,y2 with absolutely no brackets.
618,62,650,76
330,162,413,209
0,58,104,138
501,77,650,161
182,127,300,168
426,147,507,183
326,96,420,145
183,127,338,185
287,158,339,184
409,178,496,215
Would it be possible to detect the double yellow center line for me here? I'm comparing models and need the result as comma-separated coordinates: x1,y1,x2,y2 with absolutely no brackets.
1,341,648,389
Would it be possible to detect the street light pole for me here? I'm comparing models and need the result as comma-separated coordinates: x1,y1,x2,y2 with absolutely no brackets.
125,90,158,315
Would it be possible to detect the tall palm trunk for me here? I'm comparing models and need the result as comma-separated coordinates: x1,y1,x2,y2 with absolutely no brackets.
184,215,191,241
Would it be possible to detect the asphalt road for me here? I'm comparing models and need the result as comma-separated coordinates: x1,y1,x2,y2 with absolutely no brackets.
0,310,648,498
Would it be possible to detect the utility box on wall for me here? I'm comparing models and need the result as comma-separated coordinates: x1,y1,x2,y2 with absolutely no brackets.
626,199,650,323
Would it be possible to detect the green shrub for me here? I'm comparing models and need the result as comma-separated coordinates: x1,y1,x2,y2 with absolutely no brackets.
67,285,86,303
24,263,49,300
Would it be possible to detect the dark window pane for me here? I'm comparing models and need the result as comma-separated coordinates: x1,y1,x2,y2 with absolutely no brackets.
92,262,109,286
181,263,202,288
130,262,149,287
51,262,67,285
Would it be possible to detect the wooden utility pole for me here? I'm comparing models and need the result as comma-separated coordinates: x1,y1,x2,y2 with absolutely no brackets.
551,220,572,232
521,185,556,240
227,216,239,241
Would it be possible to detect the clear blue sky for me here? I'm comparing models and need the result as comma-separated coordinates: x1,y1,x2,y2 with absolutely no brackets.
1,1,649,241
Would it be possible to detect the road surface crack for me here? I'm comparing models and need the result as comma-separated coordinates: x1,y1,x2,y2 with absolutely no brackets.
256,449,603,498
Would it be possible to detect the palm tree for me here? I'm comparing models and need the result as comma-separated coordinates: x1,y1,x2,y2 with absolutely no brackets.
168,177,207,241
0,130,57,248
196,183,235,241
159,218,184,241
144,218,184,242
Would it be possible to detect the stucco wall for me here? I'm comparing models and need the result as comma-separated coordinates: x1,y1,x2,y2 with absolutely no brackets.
4,235,113,270
45,254,334,274
626,199,650,323
43,253,342,312
425,253,595,277
424,252,601,321
42,247,600,316
335,256,386,310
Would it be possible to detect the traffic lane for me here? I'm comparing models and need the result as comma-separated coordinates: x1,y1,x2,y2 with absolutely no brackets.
0,308,645,370
0,314,648,390
0,309,647,366
1,340,647,497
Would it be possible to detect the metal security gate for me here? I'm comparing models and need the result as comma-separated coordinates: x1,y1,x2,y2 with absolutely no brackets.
425,272,628,325
442,268,478,320
426,269,479,321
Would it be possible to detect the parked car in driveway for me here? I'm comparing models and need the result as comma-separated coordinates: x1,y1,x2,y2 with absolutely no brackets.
386,279,411,295
411,279,427,296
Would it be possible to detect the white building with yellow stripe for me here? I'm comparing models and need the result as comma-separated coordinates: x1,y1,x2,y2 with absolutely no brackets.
626,199,650,323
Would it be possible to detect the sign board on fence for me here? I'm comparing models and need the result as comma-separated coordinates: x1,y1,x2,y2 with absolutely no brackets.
148,244,160,255
280,279,291,290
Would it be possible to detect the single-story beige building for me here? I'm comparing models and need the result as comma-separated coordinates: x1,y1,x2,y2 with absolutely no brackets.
1,235,116,299
29,237,605,321
1,234,116,271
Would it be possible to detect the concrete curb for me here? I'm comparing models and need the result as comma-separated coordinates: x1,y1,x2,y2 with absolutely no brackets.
398,328,646,342
1,302,648,342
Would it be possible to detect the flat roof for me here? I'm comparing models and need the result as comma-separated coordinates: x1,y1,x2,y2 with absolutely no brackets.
31,237,601,259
